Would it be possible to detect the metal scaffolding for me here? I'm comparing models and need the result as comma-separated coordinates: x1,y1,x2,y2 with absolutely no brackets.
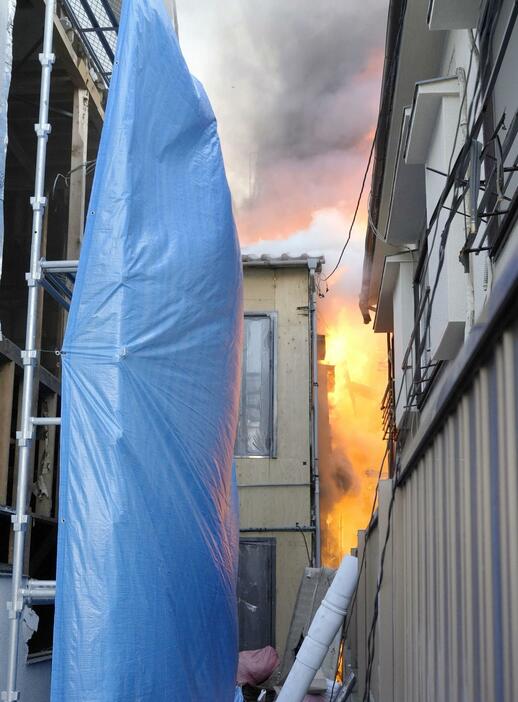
3,2,57,698
61,0,119,86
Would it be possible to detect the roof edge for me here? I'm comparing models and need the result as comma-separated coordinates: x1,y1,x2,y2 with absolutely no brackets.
359,0,408,323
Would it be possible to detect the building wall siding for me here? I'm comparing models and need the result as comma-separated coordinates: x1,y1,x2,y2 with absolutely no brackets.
351,314,518,701
238,266,313,654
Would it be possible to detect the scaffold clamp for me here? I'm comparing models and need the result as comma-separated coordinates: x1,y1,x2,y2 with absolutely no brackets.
11,514,29,533
39,51,55,67
1,690,20,701
6,597,23,620
20,349,38,366
30,194,48,211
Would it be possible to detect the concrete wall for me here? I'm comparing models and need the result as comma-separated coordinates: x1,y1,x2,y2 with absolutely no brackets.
238,265,313,654
0,574,51,701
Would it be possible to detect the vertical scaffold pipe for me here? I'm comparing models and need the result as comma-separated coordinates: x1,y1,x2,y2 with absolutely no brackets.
2,2,56,700
276,555,358,702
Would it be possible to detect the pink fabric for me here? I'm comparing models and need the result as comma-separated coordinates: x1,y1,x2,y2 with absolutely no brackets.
237,646,280,685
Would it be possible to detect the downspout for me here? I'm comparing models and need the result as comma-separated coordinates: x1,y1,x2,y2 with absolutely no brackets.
308,259,321,567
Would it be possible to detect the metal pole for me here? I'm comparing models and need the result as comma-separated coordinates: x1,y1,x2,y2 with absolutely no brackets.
309,261,321,567
3,2,56,699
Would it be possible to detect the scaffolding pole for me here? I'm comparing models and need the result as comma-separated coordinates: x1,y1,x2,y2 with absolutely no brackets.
2,1,56,699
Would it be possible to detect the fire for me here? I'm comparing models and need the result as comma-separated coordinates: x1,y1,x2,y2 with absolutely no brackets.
319,302,387,568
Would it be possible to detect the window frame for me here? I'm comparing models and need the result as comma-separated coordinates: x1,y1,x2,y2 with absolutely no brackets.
234,311,278,459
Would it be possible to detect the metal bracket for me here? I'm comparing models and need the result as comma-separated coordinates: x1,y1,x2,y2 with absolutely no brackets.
16,429,34,448
1,690,20,701
6,598,23,620
30,194,48,211
20,349,39,366
34,123,52,140
11,514,29,533
39,51,55,67
25,271,42,287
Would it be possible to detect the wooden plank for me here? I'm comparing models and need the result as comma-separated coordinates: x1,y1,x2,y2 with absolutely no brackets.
0,361,15,505
67,88,89,260
34,392,58,518
0,336,60,394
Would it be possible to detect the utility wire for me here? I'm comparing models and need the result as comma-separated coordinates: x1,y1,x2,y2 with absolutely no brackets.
324,132,377,285
329,446,389,701
358,8,514,697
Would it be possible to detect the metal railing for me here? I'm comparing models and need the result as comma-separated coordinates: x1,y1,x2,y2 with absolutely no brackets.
60,0,120,86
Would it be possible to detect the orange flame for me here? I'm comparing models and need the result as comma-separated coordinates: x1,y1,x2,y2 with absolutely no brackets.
319,303,387,568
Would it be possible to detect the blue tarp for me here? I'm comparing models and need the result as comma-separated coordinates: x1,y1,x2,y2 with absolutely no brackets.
51,1,243,700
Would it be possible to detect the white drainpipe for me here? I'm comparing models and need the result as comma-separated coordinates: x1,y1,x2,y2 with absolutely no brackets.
276,555,358,702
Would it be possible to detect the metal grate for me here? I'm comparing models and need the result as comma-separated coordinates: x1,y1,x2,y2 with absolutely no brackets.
61,0,120,86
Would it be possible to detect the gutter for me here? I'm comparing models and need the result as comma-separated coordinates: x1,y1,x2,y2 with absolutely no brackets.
359,0,408,323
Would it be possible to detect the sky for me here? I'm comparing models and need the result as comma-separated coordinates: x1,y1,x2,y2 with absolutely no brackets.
177,0,391,559
177,0,389,300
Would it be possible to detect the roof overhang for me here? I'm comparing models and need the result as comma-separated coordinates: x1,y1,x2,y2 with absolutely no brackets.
242,254,324,273
427,0,478,30
374,252,415,332
359,0,446,323
404,76,460,164
385,107,426,245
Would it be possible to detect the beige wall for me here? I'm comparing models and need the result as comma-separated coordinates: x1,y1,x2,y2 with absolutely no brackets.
238,266,313,653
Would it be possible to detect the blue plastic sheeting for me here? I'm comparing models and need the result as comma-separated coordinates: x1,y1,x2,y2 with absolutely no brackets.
51,0,243,699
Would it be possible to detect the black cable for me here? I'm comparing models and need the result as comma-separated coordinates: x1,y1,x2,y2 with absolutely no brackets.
357,2,514,699
296,523,312,566
362,472,398,702
324,132,377,285
329,447,389,702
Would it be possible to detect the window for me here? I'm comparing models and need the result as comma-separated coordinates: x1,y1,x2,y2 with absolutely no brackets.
235,314,276,458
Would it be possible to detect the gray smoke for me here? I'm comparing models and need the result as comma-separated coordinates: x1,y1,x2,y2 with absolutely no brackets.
178,0,388,240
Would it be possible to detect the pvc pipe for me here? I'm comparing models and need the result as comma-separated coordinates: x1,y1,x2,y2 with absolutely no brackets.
4,2,56,700
276,555,358,702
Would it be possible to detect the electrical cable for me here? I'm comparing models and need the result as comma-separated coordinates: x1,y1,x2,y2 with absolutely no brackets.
357,9,517,694
325,0,410,289
328,446,389,702
297,523,312,566
357,3,517,698
323,132,377,286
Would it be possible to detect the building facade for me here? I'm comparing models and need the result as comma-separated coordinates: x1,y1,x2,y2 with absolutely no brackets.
352,0,518,700
237,255,322,656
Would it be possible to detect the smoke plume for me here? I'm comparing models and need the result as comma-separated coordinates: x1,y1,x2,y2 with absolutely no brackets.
178,0,389,564
178,0,387,243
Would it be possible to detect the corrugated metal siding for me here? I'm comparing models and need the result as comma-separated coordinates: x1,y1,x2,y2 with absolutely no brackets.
351,316,518,701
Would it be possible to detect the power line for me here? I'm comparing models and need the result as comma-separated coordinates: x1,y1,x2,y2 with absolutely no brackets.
358,6,516,697
329,446,389,701
324,131,377,285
